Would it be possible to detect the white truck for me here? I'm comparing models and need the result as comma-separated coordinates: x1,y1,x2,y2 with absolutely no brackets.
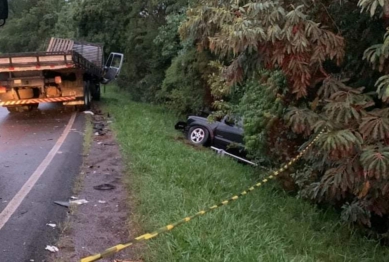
0,37,123,112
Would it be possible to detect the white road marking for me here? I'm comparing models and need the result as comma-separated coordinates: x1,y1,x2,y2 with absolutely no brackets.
0,113,77,231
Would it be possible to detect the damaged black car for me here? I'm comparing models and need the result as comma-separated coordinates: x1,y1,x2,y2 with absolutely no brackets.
175,115,246,157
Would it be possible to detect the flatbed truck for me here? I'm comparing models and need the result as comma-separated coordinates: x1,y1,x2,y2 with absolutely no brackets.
0,37,123,112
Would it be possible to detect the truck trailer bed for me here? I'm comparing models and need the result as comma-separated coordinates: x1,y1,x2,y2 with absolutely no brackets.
0,50,102,77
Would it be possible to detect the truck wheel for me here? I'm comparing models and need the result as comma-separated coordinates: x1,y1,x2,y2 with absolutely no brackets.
27,104,39,111
188,126,209,146
81,81,91,111
92,83,101,101
6,107,18,113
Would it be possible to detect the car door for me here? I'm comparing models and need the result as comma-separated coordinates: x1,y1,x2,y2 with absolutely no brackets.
102,52,124,84
213,116,244,150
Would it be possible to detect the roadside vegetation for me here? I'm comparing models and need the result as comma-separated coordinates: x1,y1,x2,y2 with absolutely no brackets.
3,0,389,253
104,86,388,262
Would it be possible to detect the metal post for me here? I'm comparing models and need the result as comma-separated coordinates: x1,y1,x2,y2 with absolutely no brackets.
211,146,258,166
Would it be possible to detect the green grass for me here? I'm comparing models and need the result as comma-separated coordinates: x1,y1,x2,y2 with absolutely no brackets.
103,86,389,262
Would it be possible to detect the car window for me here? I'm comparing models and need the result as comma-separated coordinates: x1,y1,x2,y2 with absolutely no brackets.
236,118,243,128
224,115,243,128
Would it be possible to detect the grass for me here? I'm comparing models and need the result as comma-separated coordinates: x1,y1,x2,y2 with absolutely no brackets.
73,114,93,195
103,86,389,262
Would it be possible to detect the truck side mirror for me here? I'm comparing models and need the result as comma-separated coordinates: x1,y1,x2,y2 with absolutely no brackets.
0,0,8,26
101,52,124,84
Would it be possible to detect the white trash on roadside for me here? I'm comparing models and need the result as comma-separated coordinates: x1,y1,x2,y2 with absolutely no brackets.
98,200,106,204
70,199,88,205
46,223,56,228
45,245,59,252
84,111,94,115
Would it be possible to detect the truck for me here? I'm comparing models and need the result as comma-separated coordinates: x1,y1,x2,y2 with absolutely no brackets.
0,37,124,112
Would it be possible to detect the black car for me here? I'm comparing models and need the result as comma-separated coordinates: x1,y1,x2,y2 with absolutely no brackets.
175,115,246,156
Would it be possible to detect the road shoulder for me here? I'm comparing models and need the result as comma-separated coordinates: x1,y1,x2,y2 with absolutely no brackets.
49,106,142,262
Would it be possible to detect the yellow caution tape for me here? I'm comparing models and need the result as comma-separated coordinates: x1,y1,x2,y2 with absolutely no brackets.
81,129,326,262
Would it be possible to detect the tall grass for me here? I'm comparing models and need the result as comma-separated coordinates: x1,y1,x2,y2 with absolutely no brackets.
104,86,388,262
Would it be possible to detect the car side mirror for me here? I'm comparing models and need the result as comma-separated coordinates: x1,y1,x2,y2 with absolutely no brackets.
0,0,8,26
224,118,234,126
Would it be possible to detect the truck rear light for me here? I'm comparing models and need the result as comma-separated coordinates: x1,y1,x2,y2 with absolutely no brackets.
0,87,6,93
55,76,62,84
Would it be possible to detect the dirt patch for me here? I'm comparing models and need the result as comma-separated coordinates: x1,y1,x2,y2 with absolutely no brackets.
173,135,208,151
49,106,143,262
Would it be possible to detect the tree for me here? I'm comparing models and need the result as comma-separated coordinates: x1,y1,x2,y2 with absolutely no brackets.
180,0,389,229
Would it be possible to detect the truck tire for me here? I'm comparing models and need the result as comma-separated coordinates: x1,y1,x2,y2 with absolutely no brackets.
28,104,39,111
80,81,91,111
6,107,18,113
92,83,101,101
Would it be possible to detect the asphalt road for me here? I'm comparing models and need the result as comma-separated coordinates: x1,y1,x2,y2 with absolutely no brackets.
0,104,85,262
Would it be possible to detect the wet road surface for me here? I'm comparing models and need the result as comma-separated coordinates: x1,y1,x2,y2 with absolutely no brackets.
0,104,85,261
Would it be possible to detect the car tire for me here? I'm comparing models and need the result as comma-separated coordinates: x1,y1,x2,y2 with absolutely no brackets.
188,126,209,146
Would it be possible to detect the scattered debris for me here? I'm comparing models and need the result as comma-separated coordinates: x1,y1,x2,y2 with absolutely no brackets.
93,121,107,136
70,199,88,205
46,223,57,228
97,142,102,145
54,199,88,208
93,184,116,191
94,123,105,131
70,196,78,200
98,200,106,204
45,245,59,253
84,111,94,115
54,201,70,208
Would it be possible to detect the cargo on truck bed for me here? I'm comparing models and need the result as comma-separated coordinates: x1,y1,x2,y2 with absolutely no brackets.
0,37,123,113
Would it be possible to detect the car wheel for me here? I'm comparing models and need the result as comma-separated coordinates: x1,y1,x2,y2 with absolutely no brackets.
188,126,209,146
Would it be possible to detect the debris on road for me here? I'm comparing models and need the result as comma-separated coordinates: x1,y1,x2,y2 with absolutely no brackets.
54,199,88,208
54,201,70,208
84,111,94,115
46,223,57,228
45,245,59,253
93,119,109,136
93,183,116,191
70,199,88,205
48,105,139,262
